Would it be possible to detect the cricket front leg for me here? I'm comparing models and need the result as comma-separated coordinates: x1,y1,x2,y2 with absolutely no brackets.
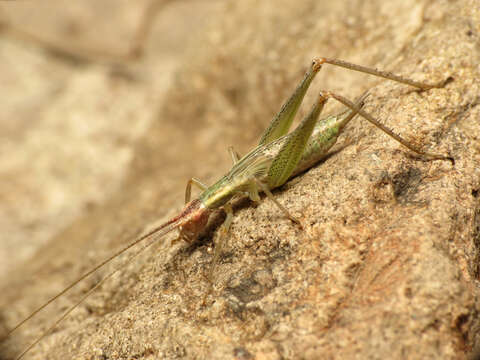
316,57,448,89
173,178,208,244
209,203,234,281
185,178,208,204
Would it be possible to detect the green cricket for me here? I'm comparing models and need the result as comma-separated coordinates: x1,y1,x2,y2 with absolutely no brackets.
3,57,452,359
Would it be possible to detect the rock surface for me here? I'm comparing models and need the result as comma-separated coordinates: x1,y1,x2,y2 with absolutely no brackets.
1,0,479,359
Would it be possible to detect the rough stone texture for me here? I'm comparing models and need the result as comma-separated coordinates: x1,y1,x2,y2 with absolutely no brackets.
1,0,479,359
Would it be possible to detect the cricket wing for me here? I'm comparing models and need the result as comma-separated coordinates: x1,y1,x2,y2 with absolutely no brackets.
229,150,273,183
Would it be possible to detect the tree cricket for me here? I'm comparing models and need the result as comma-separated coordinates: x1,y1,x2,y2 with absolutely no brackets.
1,57,453,359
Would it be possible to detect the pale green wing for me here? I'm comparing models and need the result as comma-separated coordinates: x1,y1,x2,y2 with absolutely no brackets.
228,148,273,181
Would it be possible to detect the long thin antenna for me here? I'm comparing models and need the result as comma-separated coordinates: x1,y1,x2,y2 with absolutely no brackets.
13,224,168,360
3,217,181,341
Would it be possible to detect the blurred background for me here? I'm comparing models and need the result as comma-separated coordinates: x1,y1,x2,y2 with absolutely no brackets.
0,0,223,276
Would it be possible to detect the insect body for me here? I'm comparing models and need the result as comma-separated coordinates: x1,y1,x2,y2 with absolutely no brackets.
2,57,452,359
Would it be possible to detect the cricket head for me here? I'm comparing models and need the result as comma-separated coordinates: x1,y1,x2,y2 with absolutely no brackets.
155,199,211,244
173,198,212,242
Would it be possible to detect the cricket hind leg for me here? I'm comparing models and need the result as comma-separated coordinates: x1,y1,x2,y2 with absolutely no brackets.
315,57,448,90
303,55,454,160
320,90,453,163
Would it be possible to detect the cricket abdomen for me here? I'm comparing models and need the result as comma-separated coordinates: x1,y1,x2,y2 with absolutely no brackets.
293,113,349,176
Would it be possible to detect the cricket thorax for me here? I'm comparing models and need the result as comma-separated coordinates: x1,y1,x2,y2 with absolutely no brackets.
199,140,284,209
199,175,250,209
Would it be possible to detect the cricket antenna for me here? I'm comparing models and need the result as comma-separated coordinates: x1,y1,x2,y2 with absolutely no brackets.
2,212,187,360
